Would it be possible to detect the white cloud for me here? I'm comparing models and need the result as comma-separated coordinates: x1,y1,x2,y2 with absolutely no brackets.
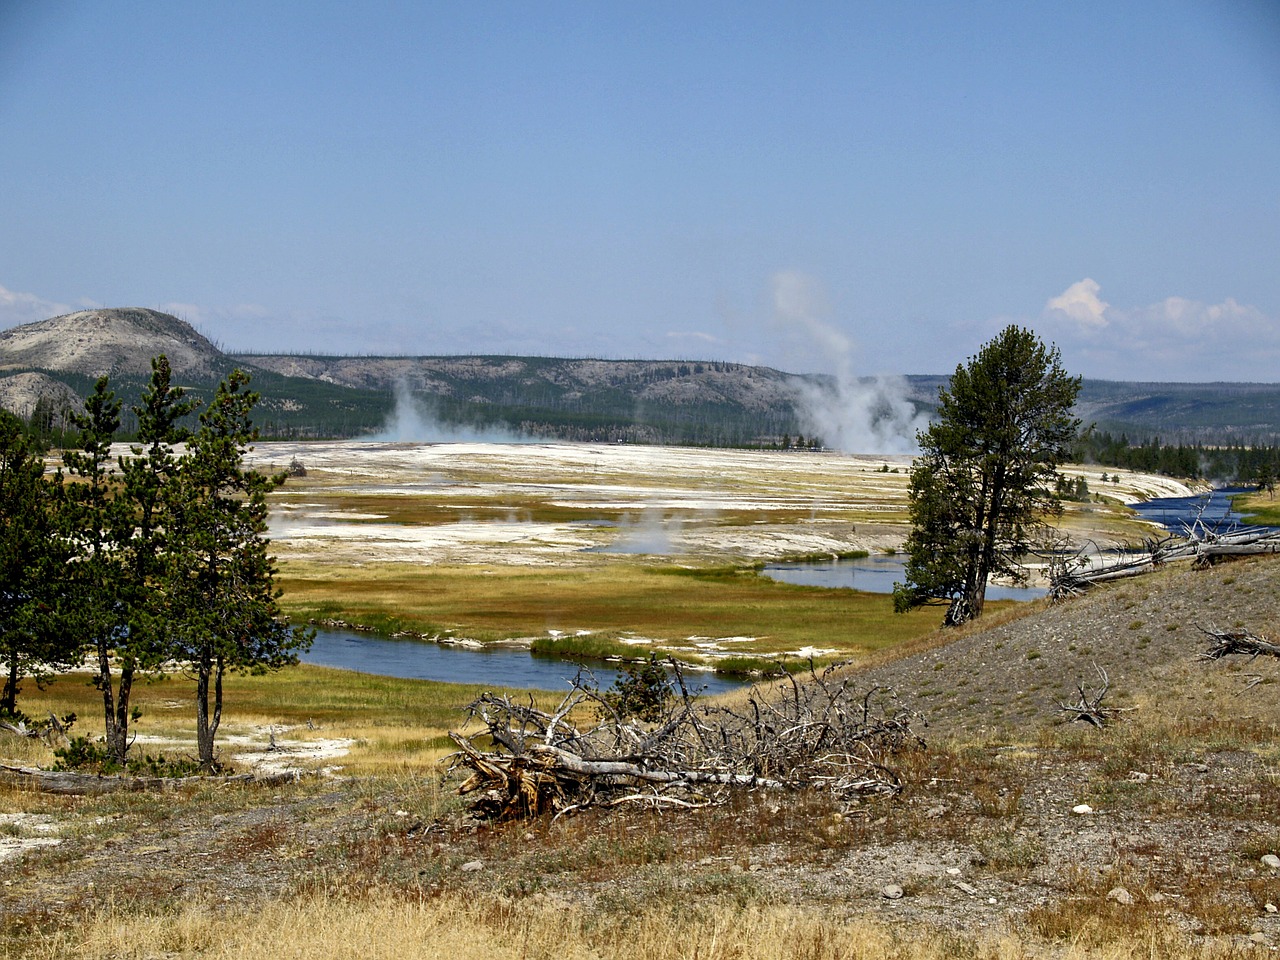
665,330,721,345
1037,279,1279,380
0,284,75,329
1045,278,1110,329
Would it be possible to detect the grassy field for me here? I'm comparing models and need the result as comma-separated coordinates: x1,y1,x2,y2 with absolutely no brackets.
4,558,1279,959
1234,490,1280,526
278,559,963,663
11,664,572,777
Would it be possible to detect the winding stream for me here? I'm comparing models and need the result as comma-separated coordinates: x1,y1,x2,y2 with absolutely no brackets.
301,628,748,695
300,488,1253,690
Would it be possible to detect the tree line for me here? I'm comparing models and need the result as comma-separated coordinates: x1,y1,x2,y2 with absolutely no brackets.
1074,431,1280,488
0,356,310,772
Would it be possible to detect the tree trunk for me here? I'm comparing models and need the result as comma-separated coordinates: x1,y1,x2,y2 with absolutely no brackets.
210,655,225,763
193,660,213,778
97,641,132,767
1,658,19,716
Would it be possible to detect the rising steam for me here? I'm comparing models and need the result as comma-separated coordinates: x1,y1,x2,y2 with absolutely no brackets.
772,271,927,454
373,380,526,443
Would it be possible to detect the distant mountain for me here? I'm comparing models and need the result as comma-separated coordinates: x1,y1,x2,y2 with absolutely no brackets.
0,309,390,439
1,307,1277,445
1072,380,1280,443
240,354,806,444
0,308,229,381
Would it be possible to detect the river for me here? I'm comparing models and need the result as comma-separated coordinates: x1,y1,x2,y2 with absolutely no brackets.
1129,486,1256,534
301,627,748,695
760,553,1046,600
301,488,1254,690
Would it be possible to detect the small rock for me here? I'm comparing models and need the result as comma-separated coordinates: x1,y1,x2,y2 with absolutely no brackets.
1107,887,1134,905
1261,854,1280,870
1127,771,1150,783
1149,892,1166,903
925,804,947,819
987,897,997,905
1249,932,1268,945
1072,804,1094,815
952,880,979,896
1265,902,1277,914
881,884,904,900
945,867,962,876
460,860,484,873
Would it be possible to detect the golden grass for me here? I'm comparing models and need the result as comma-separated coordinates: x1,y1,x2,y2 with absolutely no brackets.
1233,491,1280,526
11,892,1261,960
278,561,946,658
2,664,574,777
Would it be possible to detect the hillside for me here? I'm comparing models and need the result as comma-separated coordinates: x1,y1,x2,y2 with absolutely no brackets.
0,308,229,381
2,307,1279,445
241,353,809,444
0,309,392,438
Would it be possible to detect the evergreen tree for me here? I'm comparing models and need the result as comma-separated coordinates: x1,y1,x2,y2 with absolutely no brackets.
61,378,135,763
893,327,1081,624
163,370,311,769
61,361,199,765
0,411,72,716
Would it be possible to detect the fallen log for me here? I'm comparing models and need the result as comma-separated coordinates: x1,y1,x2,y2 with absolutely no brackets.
0,764,301,796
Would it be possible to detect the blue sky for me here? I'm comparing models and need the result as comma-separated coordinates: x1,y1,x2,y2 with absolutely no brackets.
1,1,1277,381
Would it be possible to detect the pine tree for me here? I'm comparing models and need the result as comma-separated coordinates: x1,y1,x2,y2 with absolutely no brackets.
61,378,135,763
0,411,72,717
893,327,1081,624
163,370,311,769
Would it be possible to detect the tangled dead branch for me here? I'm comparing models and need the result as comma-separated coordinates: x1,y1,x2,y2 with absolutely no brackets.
1055,664,1132,728
1196,625,1280,662
446,662,922,821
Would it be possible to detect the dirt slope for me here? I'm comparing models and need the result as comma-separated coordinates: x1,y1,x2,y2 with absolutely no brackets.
845,554,1280,740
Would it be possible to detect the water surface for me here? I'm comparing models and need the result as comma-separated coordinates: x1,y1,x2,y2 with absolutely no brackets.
761,554,1046,601
301,628,747,695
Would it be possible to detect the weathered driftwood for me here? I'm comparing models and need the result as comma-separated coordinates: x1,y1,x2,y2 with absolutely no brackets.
1056,665,1133,728
0,764,300,796
0,712,71,746
1049,525,1280,600
1196,625,1280,662
447,662,921,821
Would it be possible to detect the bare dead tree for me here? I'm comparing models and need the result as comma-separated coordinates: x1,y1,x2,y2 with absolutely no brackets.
446,662,922,821
1047,525,1280,601
1055,664,1132,728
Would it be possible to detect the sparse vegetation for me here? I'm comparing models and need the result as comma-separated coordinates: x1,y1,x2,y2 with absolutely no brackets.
3,556,1280,958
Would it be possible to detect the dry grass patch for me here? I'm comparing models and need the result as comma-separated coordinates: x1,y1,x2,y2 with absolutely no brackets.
12,891,1273,960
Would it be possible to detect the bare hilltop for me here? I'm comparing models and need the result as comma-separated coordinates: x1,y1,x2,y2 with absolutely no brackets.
0,307,227,381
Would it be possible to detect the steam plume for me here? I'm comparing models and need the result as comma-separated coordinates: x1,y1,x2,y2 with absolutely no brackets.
772,271,927,454
373,380,527,443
